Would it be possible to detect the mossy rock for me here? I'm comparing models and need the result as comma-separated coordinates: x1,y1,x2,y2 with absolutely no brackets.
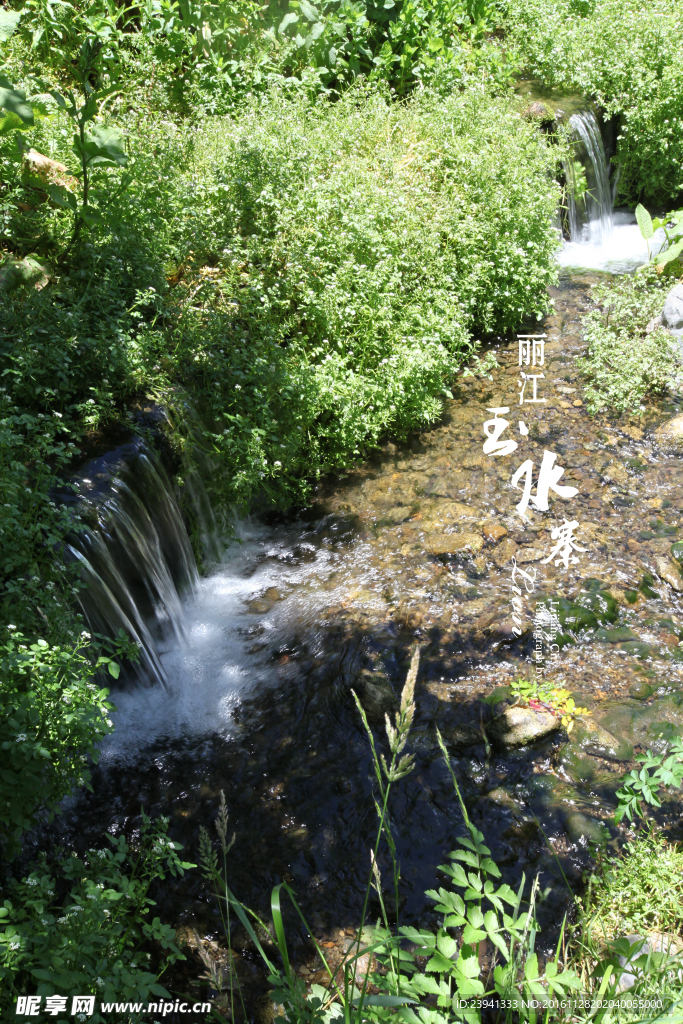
670,542,683,569
572,717,634,761
595,626,638,643
564,812,609,848
353,670,397,725
629,680,654,700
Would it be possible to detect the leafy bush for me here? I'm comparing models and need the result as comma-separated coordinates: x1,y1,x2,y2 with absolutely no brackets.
577,269,681,415
0,814,192,1022
0,630,121,850
1,79,559,518
156,82,559,511
580,828,683,941
504,0,683,205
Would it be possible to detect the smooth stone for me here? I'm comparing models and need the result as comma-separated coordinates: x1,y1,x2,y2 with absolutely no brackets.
21,147,79,191
629,680,654,700
489,704,561,748
662,283,683,341
485,786,523,811
482,520,508,543
516,545,546,563
656,555,682,591
616,933,683,993
564,811,608,847
655,413,683,439
572,717,634,761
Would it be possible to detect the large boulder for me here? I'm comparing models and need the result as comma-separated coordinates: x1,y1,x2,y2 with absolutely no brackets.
662,283,683,342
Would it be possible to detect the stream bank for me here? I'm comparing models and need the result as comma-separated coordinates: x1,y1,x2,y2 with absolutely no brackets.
40,267,683,1007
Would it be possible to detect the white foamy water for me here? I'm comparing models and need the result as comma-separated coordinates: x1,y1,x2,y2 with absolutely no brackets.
98,515,386,764
556,210,666,274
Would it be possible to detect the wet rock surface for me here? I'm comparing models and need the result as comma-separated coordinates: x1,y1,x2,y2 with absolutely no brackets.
49,271,683,980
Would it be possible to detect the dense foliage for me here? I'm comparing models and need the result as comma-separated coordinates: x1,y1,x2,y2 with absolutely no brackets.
1,78,560,517
1,815,192,1021
504,0,683,205
577,268,681,414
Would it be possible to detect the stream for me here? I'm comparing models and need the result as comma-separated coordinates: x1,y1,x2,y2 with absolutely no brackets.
38,111,683,1005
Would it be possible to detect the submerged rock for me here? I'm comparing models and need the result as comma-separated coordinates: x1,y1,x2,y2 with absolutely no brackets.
655,413,683,440
409,722,482,753
629,680,654,700
485,786,524,812
655,556,682,592
489,703,561,748
352,670,397,725
430,531,484,556
564,811,609,847
572,716,633,761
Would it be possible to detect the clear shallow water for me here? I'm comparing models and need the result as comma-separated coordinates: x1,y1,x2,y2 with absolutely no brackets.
557,210,667,273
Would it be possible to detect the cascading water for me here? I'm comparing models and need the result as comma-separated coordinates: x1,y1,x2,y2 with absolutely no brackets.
65,443,199,685
557,108,666,272
563,110,614,246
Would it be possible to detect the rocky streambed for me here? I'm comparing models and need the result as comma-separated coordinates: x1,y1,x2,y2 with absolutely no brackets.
48,269,683,1006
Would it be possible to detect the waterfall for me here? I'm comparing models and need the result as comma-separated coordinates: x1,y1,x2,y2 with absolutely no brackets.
564,110,614,245
65,444,199,685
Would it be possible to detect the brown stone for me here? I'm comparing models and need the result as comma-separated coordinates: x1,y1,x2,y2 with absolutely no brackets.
430,531,484,555
482,520,507,543
492,536,518,567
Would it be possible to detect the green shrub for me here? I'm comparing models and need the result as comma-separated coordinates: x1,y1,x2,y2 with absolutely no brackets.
0,630,119,849
1,80,559,518
504,0,683,205
0,814,192,1022
582,829,683,942
577,269,680,415
156,82,559,511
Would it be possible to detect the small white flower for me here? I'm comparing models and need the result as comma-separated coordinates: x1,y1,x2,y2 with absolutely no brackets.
15,734,27,742
7,624,16,630
9,941,20,950
274,461,282,468
81,630,91,638
96,977,105,988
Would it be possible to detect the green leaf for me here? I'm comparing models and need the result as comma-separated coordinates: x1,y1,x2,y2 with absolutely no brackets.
0,10,21,43
654,235,683,267
278,12,299,33
354,996,416,1007
48,184,78,212
82,125,128,168
78,207,102,229
0,78,34,126
298,0,319,22
524,952,539,980
107,661,120,679
635,203,654,241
